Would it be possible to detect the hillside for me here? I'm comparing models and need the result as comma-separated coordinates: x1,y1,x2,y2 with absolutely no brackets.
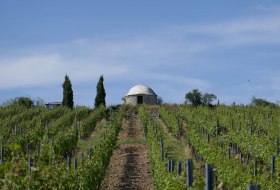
0,104,279,189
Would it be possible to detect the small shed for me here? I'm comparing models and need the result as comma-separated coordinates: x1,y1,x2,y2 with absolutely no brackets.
45,102,62,109
125,84,157,106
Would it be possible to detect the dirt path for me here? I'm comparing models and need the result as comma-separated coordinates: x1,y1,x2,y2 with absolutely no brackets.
102,117,154,190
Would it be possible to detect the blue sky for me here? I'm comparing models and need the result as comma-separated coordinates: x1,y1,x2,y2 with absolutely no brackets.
1,0,280,107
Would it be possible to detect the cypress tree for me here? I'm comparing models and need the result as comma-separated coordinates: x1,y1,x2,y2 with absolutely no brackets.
62,75,74,109
94,75,106,107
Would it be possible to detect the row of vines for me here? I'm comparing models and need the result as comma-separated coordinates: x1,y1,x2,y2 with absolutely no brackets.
152,105,280,189
0,104,125,189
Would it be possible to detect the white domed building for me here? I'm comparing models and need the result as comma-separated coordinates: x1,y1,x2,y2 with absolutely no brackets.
125,84,158,105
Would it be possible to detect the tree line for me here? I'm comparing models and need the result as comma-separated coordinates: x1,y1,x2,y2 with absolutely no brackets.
185,89,278,108
1,75,106,109
1,79,278,108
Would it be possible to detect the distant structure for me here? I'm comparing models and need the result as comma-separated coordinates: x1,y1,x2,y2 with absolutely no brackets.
125,84,157,106
45,102,62,109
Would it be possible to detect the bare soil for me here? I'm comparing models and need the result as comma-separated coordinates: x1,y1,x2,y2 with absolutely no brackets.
184,146,193,159
102,118,154,190
117,118,142,140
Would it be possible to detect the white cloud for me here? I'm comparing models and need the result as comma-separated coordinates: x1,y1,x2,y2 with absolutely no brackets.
170,6,280,47
0,51,128,89
148,73,210,89
0,54,62,88
250,4,280,12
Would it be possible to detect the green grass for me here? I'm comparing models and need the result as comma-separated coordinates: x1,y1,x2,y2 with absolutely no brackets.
74,121,109,160
157,120,188,161
164,135,187,161
117,137,147,145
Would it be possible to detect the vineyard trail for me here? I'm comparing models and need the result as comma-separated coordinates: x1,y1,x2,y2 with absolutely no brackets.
102,115,154,190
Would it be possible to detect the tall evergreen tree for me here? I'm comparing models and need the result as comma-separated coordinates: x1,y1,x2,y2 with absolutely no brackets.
62,74,74,109
94,75,106,107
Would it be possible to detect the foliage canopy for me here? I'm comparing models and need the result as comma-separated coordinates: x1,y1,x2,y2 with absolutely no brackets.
185,89,217,106
94,75,106,107
62,75,74,109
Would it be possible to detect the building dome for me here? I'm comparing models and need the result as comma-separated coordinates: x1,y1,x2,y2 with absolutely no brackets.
126,84,157,96
125,84,158,105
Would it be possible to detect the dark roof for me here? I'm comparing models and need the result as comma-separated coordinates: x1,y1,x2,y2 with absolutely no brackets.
45,102,62,105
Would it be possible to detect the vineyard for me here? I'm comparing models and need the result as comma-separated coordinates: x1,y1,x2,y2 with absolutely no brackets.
0,104,279,189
